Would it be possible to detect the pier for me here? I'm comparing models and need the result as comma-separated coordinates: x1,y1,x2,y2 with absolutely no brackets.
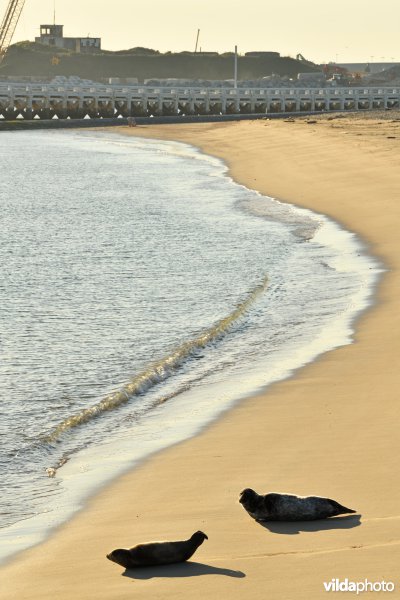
1,81,399,120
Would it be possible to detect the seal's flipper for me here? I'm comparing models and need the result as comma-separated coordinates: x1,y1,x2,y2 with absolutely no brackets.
328,499,356,515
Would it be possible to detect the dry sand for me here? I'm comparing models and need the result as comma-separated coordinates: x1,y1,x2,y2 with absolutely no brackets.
1,114,400,598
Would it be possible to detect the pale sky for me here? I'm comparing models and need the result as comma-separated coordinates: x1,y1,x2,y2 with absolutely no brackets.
9,0,400,64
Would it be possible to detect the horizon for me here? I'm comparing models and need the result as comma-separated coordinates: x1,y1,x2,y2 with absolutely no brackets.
5,0,400,64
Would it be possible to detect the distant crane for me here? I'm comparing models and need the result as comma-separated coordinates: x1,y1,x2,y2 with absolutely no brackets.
0,0,26,63
194,28,200,53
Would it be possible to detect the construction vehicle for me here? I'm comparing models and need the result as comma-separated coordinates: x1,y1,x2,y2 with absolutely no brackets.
0,0,25,63
322,63,348,78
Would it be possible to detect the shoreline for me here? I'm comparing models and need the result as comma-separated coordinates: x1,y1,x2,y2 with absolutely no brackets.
1,117,400,598
0,111,319,131
0,133,379,567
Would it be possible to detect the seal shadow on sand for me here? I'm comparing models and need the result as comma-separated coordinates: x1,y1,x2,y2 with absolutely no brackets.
258,514,362,535
122,561,246,580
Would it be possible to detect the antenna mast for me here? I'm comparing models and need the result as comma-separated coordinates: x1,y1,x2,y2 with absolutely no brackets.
0,0,26,63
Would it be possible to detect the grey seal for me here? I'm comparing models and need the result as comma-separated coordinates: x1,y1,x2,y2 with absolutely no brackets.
106,530,208,568
239,488,356,521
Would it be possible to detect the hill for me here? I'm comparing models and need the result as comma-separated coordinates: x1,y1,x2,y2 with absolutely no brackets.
0,42,320,82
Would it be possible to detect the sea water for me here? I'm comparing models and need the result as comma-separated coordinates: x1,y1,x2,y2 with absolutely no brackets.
0,130,381,562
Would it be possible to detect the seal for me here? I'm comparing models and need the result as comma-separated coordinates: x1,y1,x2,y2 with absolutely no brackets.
106,530,208,568
239,488,356,521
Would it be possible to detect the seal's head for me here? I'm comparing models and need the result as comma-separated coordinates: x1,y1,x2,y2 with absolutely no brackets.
239,488,256,504
190,530,208,545
239,488,259,511
106,548,132,568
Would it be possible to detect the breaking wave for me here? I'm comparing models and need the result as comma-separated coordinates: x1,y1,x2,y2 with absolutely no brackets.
44,275,268,442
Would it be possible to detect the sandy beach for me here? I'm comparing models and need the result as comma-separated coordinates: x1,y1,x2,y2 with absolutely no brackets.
1,114,400,598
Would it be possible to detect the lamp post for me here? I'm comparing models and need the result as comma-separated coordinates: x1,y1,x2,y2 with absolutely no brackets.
234,45,238,89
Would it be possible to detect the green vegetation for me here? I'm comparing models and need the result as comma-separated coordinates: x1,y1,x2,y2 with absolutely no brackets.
0,42,320,81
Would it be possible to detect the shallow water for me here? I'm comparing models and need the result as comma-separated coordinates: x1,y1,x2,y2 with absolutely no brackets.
0,130,380,562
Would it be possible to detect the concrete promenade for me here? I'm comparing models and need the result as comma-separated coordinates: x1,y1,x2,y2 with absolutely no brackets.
1,81,399,120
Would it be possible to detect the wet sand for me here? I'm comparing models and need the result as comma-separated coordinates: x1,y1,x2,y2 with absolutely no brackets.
1,114,400,598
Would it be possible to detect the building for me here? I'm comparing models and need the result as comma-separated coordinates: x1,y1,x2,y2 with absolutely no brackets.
245,51,280,58
337,62,400,75
35,24,101,53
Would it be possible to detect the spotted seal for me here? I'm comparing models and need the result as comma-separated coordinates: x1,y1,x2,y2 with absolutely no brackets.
239,488,356,521
106,530,208,568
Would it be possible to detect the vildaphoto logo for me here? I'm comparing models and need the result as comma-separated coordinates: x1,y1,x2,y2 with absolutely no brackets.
323,579,395,594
